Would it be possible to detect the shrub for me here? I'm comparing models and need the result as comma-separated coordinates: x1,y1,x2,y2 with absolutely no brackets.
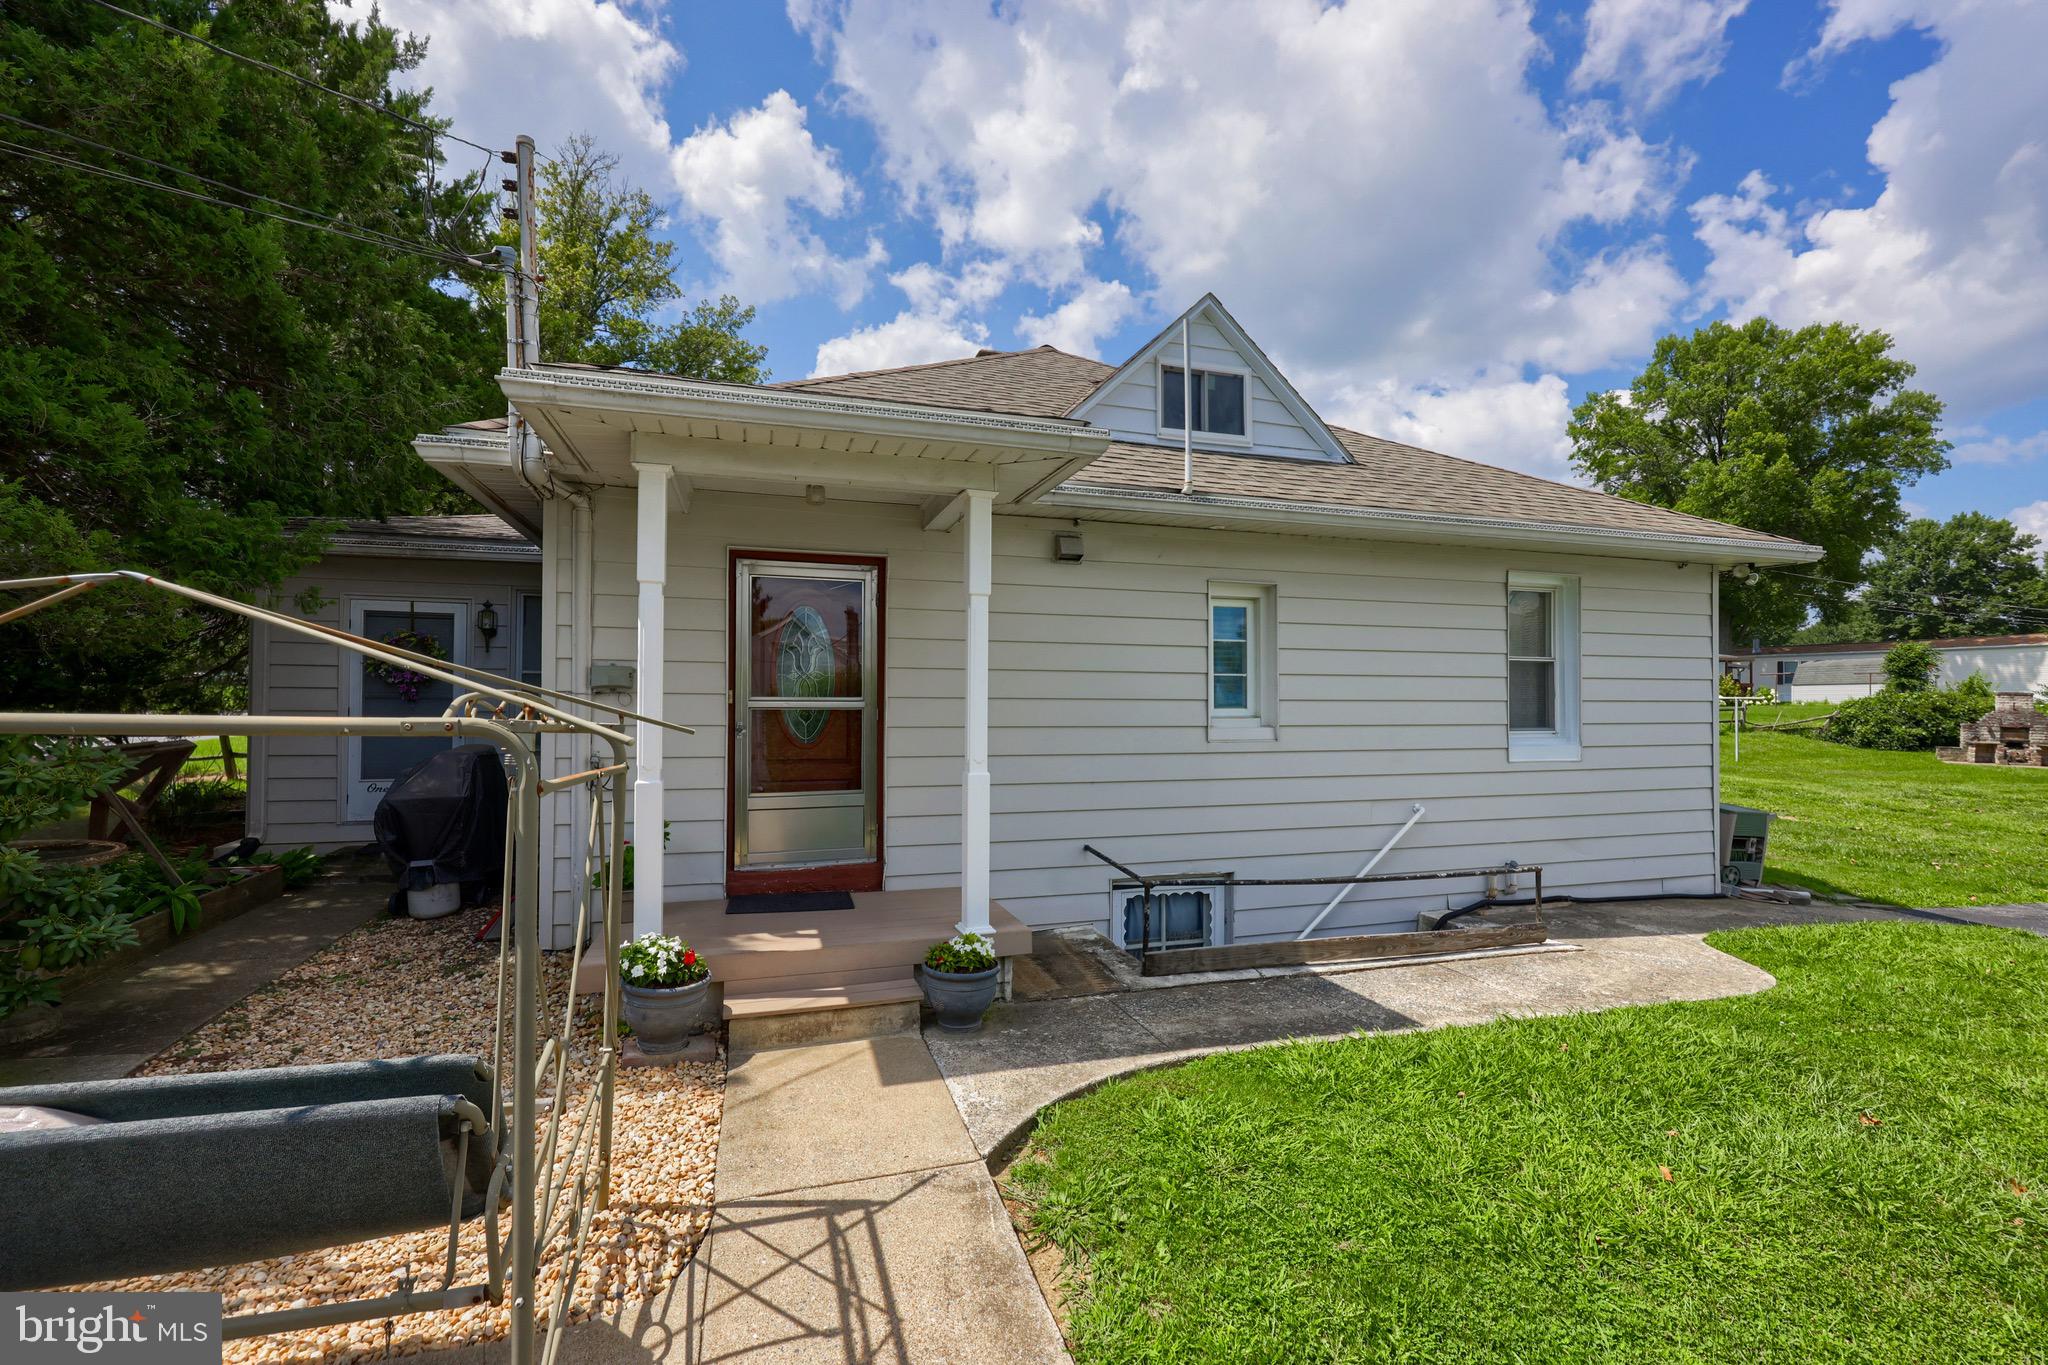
1822,673,1995,751
0,737,139,1018
1883,640,1940,692
923,931,997,974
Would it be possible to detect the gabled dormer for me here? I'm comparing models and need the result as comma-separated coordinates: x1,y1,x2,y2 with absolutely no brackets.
1066,294,1351,464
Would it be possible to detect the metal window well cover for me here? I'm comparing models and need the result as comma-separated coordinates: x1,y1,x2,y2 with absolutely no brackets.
374,743,509,896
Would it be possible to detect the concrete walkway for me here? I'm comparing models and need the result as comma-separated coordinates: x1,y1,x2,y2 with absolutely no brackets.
927,897,1903,1161
0,873,387,1086
516,1032,1070,1364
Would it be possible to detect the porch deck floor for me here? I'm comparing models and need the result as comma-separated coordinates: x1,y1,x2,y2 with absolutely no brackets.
573,887,1032,995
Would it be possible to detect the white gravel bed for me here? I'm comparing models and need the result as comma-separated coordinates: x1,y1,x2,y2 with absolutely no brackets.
74,904,723,1363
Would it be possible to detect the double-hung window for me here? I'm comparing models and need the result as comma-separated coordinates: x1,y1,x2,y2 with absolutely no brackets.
1208,584,1276,740
1161,365,1248,440
1506,571,1580,761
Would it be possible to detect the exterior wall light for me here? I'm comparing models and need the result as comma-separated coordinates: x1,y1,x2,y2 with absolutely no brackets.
1053,532,1084,563
476,600,499,644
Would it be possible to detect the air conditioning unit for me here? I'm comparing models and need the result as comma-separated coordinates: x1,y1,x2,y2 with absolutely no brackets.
1718,802,1777,887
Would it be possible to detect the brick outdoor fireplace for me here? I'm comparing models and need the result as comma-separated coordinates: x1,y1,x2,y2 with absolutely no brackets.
1938,691,2048,766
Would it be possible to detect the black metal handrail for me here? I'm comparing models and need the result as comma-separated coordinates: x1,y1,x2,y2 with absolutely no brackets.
1081,844,1544,966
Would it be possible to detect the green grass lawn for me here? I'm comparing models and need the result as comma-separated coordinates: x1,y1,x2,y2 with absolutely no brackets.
1719,712,2047,908
1009,921,2048,1363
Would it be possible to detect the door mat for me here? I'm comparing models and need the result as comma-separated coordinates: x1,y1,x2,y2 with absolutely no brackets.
726,890,857,914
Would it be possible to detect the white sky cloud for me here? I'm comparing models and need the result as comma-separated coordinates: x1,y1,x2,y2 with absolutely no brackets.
1951,428,2048,465
809,262,1000,374
1695,2,2048,421
793,0,1689,399
2009,500,2048,541
671,91,880,306
363,0,681,189
1572,0,1751,112
1017,279,1138,355
1326,373,1579,481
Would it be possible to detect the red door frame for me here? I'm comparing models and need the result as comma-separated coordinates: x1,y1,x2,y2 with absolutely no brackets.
725,549,887,895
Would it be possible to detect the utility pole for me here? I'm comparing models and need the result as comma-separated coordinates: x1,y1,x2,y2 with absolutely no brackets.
502,133,550,498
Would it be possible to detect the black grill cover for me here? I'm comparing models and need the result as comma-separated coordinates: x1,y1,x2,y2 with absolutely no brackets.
372,743,508,900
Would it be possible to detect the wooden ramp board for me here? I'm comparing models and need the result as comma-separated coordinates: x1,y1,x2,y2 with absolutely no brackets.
1138,922,1547,976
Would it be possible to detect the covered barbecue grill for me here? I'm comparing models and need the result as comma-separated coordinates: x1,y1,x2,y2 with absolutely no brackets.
373,743,508,910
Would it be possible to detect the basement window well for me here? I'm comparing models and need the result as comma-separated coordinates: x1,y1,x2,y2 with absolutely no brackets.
1111,877,1233,952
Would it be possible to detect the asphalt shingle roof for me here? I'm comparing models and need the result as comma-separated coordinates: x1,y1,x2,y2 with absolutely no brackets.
782,346,1804,547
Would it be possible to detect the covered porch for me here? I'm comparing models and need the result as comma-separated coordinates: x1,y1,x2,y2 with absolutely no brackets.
458,363,1112,1037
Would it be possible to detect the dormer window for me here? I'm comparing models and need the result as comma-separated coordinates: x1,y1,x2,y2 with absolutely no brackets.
1161,365,1247,440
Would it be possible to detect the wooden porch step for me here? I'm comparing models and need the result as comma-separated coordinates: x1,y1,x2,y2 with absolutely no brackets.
723,976,922,1019
723,976,924,1050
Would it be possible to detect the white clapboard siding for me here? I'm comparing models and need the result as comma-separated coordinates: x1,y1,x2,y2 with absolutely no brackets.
249,556,541,854
1086,317,1331,460
537,485,1723,942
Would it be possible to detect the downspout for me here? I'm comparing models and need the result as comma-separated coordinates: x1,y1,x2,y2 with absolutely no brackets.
1180,314,1194,495
1295,803,1425,940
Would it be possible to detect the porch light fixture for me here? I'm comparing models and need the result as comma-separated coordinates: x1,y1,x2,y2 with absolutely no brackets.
476,600,499,643
804,484,827,506
1053,531,1084,563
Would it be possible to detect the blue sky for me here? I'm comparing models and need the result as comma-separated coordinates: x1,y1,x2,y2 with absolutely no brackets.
369,0,2046,533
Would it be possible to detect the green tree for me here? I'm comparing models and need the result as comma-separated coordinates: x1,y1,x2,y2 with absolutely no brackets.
0,0,501,710
1858,513,2048,640
481,134,768,381
1881,640,1939,692
1569,318,1949,644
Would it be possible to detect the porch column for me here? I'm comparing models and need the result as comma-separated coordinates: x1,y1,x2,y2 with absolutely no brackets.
631,460,670,941
959,489,995,938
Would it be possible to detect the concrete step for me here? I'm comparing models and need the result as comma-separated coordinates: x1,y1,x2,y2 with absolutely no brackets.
724,977,924,1050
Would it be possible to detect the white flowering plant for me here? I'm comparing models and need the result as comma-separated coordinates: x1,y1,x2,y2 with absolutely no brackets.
922,931,997,975
618,932,709,989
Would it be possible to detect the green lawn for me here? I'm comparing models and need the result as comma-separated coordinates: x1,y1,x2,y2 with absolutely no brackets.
1719,712,2047,908
1009,921,2048,1363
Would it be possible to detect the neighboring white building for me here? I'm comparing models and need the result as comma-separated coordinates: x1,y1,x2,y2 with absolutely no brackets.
1743,634,2048,703
247,515,541,851
367,293,1820,971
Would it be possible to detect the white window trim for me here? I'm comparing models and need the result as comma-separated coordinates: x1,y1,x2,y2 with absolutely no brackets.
1208,581,1278,742
1156,359,1254,447
1506,570,1581,763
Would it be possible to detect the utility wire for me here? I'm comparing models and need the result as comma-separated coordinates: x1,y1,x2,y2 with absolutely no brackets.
0,110,475,261
1762,567,2048,634
0,137,491,272
75,0,502,160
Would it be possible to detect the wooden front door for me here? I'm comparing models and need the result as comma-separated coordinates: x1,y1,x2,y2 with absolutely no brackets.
727,553,884,893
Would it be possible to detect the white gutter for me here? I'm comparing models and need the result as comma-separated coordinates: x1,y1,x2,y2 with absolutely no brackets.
496,367,1110,457
1042,484,1823,566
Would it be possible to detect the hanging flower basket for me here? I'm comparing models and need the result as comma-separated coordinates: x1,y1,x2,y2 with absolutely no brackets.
365,630,449,704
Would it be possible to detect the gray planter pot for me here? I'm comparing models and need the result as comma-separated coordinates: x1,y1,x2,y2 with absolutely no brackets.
917,963,1000,1032
620,977,712,1056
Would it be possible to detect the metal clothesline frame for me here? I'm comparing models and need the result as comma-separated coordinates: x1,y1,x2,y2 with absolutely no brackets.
0,570,693,1365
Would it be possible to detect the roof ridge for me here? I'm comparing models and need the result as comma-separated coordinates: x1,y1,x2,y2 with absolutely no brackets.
776,345,1099,390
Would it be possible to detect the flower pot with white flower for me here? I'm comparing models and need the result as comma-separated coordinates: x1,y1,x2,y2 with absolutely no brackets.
915,932,1000,1032
617,933,712,1057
